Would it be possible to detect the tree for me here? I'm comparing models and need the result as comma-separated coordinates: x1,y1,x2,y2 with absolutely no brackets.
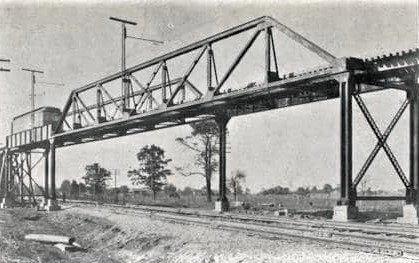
164,184,179,198
70,180,79,198
182,186,194,196
82,163,111,197
322,183,334,194
119,185,130,194
78,182,87,196
244,188,251,195
176,120,219,202
163,183,177,195
229,170,246,201
128,144,172,200
60,180,71,197
259,185,290,195
296,187,309,195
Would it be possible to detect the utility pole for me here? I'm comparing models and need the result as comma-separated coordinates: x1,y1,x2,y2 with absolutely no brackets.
113,169,119,202
22,68,44,129
109,17,163,113
114,169,119,192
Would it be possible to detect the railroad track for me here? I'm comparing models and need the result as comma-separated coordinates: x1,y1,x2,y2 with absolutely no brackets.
64,200,419,259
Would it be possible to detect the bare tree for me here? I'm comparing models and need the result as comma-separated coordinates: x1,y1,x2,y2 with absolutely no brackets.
176,120,219,202
229,170,246,201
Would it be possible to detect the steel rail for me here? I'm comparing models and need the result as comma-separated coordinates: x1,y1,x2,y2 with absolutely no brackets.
67,201,419,259
66,199,419,238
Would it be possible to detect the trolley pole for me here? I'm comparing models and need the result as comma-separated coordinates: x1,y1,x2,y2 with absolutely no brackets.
109,17,163,113
109,17,137,112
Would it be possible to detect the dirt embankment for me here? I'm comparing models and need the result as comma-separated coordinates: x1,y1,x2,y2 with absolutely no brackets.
1,206,417,263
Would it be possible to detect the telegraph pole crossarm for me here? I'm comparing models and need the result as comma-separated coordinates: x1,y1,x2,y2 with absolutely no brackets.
0,58,11,72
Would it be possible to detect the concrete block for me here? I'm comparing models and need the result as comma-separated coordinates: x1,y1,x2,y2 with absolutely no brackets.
231,201,244,208
45,199,61,212
214,200,229,212
332,205,358,222
0,197,13,209
397,204,419,225
274,207,288,216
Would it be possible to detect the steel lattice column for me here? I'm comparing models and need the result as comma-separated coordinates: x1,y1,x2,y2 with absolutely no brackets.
408,74,419,205
19,154,24,204
339,74,356,206
44,147,49,203
215,115,230,210
49,139,56,200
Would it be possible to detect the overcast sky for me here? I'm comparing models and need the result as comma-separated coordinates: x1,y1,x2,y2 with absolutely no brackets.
0,0,418,193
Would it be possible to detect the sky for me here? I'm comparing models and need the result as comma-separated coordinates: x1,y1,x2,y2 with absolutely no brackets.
0,0,418,193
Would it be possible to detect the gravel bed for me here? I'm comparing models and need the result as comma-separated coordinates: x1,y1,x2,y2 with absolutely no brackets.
55,206,417,263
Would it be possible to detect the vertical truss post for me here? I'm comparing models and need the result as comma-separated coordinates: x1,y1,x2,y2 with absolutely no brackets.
96,86,107,123
215,115,230,212
72,95,81,129
207,44,213,90
265,27,271,83
162,61,167,103
97,86,102,122
121,22,127,111
180,86,186,103
123,78,133,111
408,74,419,205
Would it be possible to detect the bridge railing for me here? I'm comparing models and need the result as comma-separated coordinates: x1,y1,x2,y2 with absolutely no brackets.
7,124,53,148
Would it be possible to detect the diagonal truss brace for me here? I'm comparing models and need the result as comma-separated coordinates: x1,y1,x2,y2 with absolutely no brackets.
353,93,410,187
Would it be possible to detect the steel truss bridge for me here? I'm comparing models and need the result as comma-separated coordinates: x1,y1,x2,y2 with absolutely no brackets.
0,16,418,220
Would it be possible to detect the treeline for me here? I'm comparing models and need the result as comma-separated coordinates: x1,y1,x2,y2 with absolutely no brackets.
259,184,336,195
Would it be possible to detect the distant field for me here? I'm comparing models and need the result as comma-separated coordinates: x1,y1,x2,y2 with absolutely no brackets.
70,192,405,218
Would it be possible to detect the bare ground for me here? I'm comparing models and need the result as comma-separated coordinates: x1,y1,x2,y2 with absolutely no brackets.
0,206,416,263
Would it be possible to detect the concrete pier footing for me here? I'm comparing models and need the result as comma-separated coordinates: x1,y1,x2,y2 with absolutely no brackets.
332,205,358,222
214,200,229,212
397,204,419,225
0,197,13,209
45,199,61,211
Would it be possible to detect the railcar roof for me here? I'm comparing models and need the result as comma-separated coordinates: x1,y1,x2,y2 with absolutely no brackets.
12,106,61,120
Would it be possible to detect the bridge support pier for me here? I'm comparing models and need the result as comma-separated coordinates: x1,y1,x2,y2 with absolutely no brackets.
45,139,60,211
41,146,49,207
333,74,358,222
1,154,12,208
215,115,230,212
399,74,419,224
